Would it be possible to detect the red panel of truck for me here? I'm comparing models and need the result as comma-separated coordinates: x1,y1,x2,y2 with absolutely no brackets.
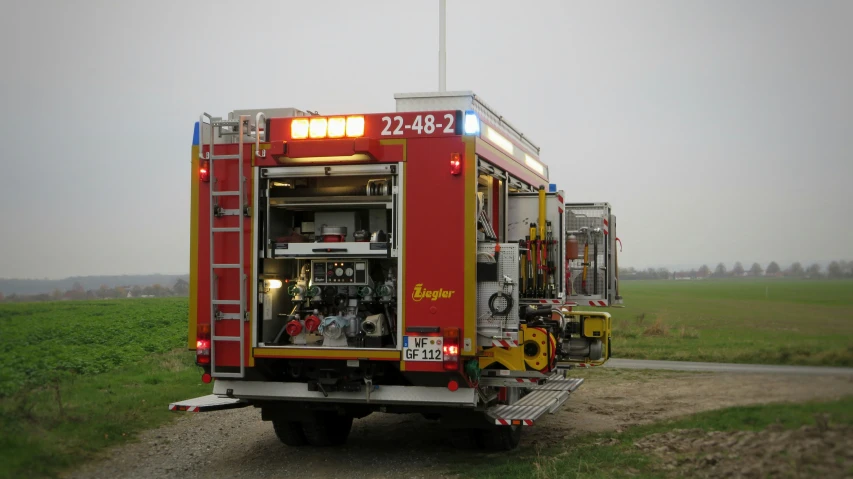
402,136,468,372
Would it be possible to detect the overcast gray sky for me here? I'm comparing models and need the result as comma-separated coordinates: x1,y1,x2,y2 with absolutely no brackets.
1,0,851,279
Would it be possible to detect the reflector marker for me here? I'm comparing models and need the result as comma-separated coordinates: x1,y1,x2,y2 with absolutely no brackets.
491,339,518,348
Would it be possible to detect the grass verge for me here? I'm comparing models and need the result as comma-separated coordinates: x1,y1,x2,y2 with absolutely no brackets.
0,349,208,479
458,396,853,479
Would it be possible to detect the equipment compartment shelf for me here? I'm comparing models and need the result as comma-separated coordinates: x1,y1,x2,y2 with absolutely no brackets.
273,241,390,257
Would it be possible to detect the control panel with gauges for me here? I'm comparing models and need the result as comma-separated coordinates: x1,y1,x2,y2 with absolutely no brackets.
311,260,369,285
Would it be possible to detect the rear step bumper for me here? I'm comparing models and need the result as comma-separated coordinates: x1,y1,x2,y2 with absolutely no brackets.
487,372,584,426
212,379,478,407
169,394,248,412
171,373,581,414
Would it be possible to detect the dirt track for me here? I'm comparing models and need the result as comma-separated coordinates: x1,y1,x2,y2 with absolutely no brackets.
64,370,853,479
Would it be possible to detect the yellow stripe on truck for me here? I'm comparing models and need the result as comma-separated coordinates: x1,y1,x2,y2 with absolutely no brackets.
254,348,401,361
463,136,476,355
188,145,200,350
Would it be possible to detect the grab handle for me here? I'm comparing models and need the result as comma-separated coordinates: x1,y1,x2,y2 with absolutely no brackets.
255,112,266,158
199,113,213,160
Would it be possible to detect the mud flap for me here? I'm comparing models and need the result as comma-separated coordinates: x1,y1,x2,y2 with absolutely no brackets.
168,394,249,412
487,370,583,426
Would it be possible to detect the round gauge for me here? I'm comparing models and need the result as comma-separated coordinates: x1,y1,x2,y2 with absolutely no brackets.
335,267,344,277
345,267,354,277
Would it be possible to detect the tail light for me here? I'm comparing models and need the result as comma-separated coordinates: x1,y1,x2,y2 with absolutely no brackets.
199,160,210,183
443,327,460,371
196,323,211,366
450,153,462,175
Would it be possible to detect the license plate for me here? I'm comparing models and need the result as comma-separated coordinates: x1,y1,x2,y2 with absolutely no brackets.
403,336,443,361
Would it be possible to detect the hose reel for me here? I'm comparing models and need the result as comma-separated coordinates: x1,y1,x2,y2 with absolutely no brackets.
522,327,557,372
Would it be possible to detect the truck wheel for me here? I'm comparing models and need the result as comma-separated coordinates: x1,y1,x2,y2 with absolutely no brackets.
302,413,353,446
272,420,308,447
482,425,523,451
448,429,484,449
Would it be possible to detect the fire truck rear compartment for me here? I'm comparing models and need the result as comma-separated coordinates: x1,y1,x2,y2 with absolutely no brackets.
256,167,402,352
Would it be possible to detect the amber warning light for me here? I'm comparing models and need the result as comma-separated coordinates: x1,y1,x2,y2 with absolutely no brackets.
291,116,365,140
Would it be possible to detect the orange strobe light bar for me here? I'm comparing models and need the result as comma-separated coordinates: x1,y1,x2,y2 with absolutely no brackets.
291,116,365,140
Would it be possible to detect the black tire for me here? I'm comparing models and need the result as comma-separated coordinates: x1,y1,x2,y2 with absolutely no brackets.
448,428,483,449
272,419,308,447
482,425,523,451
302,413,353,446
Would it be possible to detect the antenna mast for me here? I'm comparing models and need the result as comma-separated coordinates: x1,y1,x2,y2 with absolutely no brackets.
439,0,446,92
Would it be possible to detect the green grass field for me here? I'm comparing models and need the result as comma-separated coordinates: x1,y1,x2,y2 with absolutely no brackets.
604,279,853,366
0,298,192,396
1,281,851,477
0,298,207,479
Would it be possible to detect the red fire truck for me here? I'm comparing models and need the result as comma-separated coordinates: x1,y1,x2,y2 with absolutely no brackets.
170,91,620,450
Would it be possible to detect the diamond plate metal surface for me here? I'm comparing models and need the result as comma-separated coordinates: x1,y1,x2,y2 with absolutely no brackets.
487,374,584,423
477,243,520,339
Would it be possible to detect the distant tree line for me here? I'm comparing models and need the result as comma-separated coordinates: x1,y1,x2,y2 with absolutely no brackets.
0,278,189,303
619,260,853,280
0,274,189,296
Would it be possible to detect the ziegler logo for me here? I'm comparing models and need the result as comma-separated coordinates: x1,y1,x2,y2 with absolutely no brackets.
412,283,455,302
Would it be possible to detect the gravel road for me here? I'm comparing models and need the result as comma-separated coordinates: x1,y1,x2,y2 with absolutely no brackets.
64,369,853,479
605,358,853,376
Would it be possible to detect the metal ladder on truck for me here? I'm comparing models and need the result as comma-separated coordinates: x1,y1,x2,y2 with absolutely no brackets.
200,113,251,379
